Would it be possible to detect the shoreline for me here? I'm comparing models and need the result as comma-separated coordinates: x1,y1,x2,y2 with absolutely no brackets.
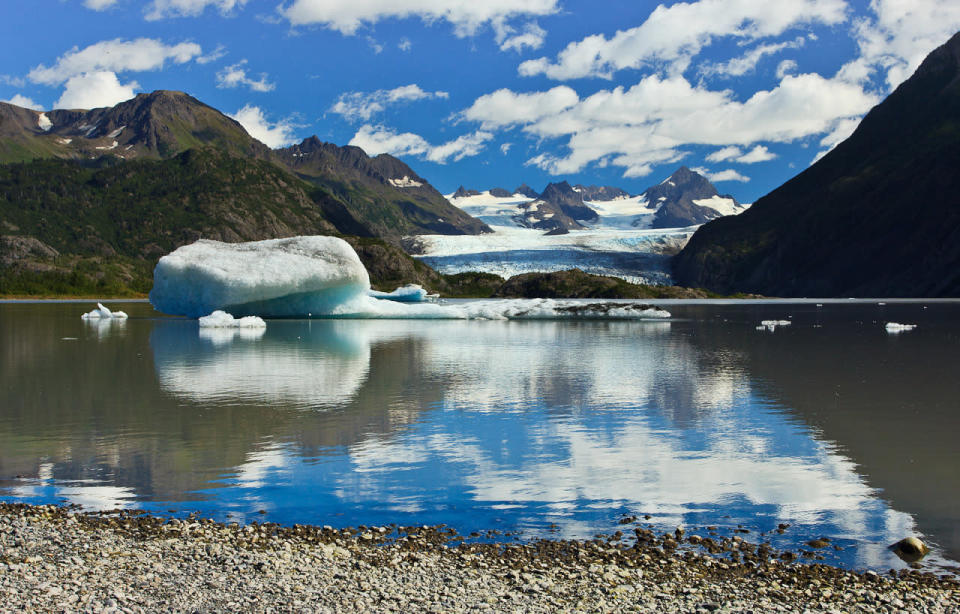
1,503,957,613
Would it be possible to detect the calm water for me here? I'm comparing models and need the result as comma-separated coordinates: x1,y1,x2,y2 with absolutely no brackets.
1,300,958,575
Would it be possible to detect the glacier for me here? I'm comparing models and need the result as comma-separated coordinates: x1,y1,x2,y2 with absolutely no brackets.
149,236,671,321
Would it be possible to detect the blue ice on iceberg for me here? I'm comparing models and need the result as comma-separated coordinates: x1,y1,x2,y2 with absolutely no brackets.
149,236,672,321
368,284,430,302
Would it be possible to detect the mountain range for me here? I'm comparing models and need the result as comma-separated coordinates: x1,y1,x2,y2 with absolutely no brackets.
448,167,745,232
673,30,960,297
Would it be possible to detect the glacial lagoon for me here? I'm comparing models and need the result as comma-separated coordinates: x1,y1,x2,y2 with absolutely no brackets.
1,300,958,576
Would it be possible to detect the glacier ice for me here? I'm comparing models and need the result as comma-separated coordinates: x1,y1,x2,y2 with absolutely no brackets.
198,310,267,329
368,284,429,302
150,237,370,318
81,302,128,320
885,322,917,333
149,236,671,321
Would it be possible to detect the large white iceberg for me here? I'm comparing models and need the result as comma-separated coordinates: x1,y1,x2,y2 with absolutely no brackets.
150,237,370,318
149,236,671,321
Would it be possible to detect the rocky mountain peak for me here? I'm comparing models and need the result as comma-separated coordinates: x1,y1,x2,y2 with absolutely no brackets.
514,183,540,199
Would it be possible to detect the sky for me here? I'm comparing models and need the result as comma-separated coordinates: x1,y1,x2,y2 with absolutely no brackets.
1,0,959,202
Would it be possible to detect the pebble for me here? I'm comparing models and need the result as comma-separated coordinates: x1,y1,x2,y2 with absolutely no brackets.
0,502,957,613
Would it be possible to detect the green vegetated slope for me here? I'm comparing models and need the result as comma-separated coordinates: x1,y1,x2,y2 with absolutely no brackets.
673,31,960,297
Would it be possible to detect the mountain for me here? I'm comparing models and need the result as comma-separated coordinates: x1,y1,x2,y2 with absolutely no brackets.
0,91,490,242
573,185,629,201
639,167,743,229
273,137,490,240
514,183,540,199
0,90,265,163
510,181,600,232
673,31,960,297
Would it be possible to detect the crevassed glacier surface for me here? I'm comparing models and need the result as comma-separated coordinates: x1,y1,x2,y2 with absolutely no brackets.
150,236,671,320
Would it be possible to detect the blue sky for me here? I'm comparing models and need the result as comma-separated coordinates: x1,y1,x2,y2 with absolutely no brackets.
2,0,959,202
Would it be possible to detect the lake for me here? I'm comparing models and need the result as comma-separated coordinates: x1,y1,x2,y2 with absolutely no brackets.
1,299,958,576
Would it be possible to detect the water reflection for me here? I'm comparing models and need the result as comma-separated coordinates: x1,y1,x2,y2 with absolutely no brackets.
0,301,958,574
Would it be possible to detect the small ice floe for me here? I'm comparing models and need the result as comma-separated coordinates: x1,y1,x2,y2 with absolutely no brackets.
198,310,267,329
80,302,128,320
757,320,791,332
885,322,917,333
368,284,429,303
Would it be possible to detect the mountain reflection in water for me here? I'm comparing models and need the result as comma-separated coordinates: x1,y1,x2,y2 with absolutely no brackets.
0,300,957,575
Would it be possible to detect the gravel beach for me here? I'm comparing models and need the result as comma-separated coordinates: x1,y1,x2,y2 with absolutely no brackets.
1,503,957,613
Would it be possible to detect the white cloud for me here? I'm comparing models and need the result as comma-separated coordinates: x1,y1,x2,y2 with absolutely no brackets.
425,130,494,163
694,168,751,182
705,146,742,163
216,61,275,92
470,71,876,178
736,144,776,163
83,0,119,10
776,59,799,79
54,71,139,109
196,44,228,65
28,38,202,85
2,94,43,110
500,142,512,155
398,38,412,52
330,84,449,122
460,86,579,129
519,0,847,80
0,74,26,88
229,104,299,148
278,0,560,37
349,124,493,163
701,38,805,78
498,22,547,53
146,0,247,20
841,0,960,90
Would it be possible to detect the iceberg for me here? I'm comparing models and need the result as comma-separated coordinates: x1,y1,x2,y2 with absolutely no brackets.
368,284,429,302
885,322,917,333
150,237,370,318
198,310,267,329
149,236,671,321
80,302,128,320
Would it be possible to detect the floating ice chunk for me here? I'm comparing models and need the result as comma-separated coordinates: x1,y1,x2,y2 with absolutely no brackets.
198,310,267,329
368,284,429,303
150,237,370,318
757,319,791,332
885,322,917,333
80,302,128,320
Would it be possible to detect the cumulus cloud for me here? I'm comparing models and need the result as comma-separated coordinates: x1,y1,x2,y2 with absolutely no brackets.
146,0,247,20
278,0,560,37
811,116,863,163
349,124,493,163
841,0,960,90
701,38,806,78
216,61,275,92
229,104,299,148
330,84,449,122
0,74,26,88
776,59,799,79
736,145,777,163
468,71,876,177
2,94,43,110
83,0,120,10
705,146,742,163
500,142,512,155
28,38,202,85
498,22,547,52
519,0,847,80
460,86,579,129
54,71,139,109
694,167,751,182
